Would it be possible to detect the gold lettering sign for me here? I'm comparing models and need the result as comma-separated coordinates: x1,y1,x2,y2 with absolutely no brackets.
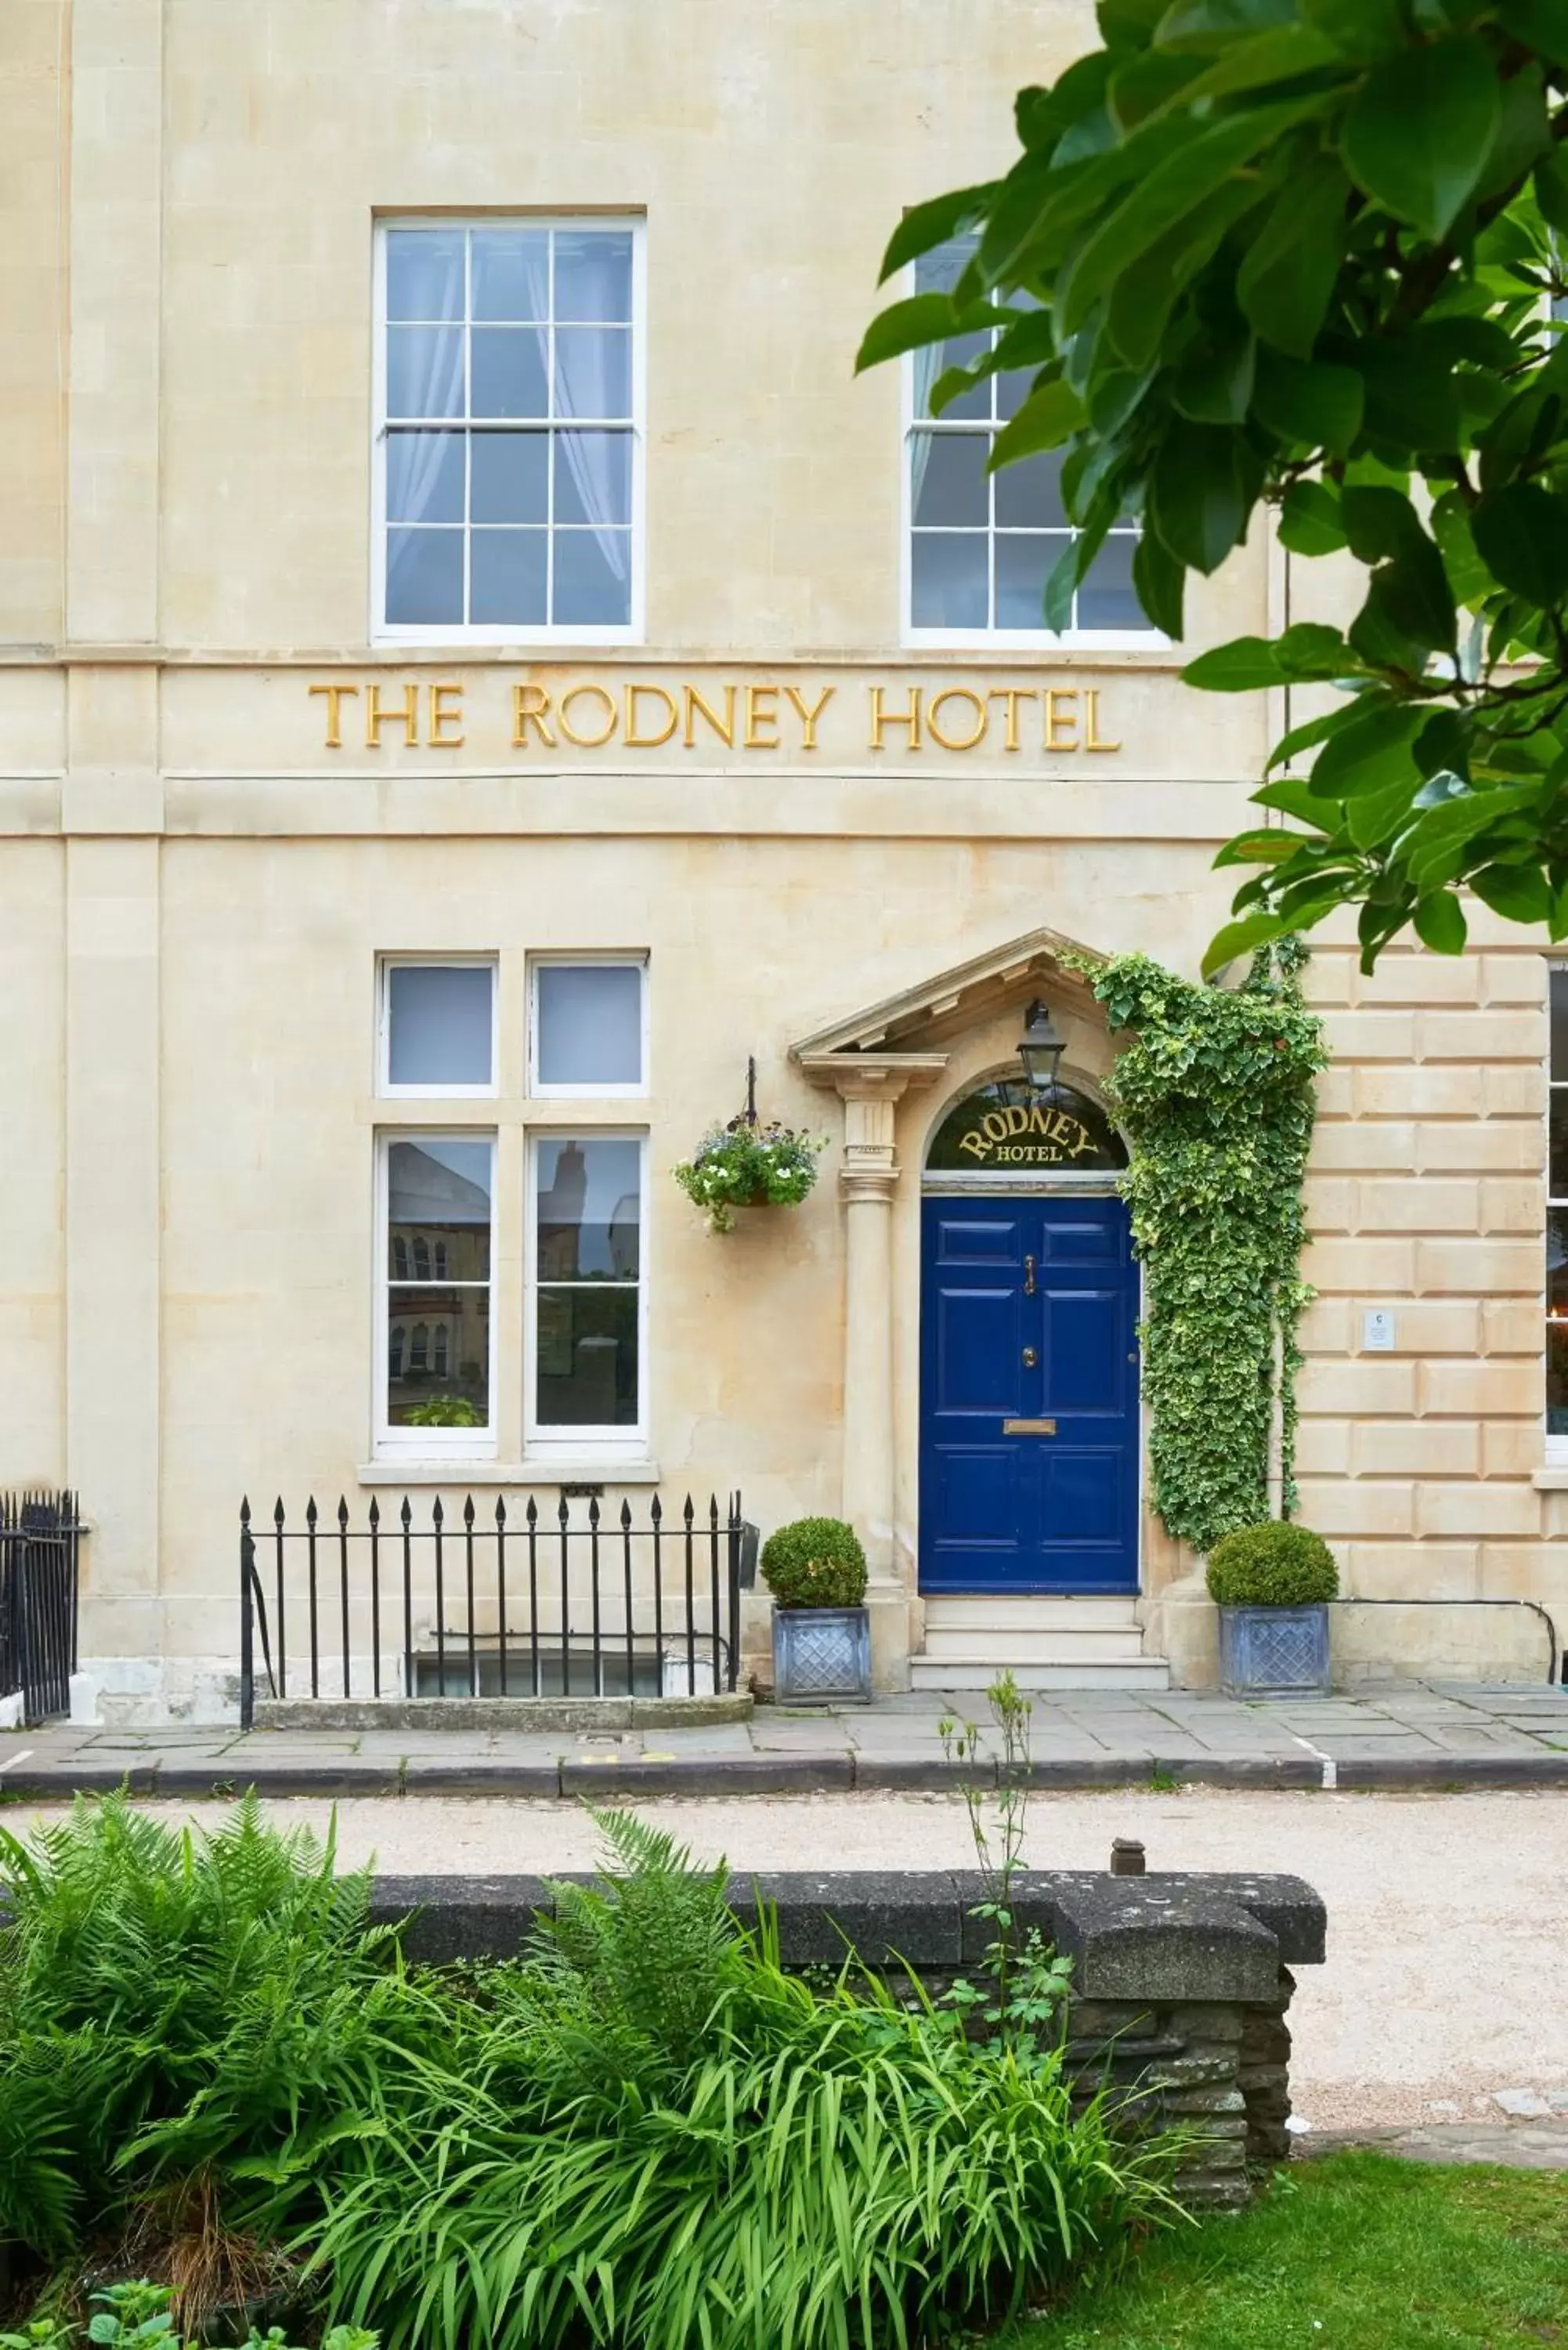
955,1101,1102,1166
306,675,1122,757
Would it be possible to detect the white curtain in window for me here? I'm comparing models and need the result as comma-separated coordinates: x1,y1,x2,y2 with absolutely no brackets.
535,240,630,584
385,241,466,602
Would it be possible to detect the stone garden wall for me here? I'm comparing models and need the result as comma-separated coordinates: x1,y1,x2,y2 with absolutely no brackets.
374,1866,1327,2211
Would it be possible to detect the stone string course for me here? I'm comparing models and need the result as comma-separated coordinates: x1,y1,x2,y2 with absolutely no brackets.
374,1867,1326,2212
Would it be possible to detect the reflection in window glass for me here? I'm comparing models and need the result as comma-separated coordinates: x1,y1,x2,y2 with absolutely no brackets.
1550,971,1568,1434
908,239,1149,636
385,1136,493,1430
380,222,638,631
386,964,494,1088
533,1136,643,1428
536,964,644,1088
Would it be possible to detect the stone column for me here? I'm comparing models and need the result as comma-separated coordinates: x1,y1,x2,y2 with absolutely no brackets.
800,1054,945,1691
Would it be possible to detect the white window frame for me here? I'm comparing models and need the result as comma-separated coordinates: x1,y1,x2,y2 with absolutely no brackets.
1547,960,1566,1462
370,215,647,648
375,1130,497,1459
378,956,499,1098
899,246,1162,654
528,953,649,1099
525,1129,649,1461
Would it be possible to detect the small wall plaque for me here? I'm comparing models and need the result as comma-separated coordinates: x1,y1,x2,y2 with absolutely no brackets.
1362,1308,1396,1353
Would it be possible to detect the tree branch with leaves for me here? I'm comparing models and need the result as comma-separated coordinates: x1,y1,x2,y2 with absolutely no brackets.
858,0,1568,972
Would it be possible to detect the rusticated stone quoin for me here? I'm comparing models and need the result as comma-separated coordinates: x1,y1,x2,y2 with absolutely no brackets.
373,1867,1325,2211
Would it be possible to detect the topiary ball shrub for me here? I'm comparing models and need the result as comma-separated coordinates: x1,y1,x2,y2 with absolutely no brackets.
761,1517,868,1610
1206,1521,1339,1608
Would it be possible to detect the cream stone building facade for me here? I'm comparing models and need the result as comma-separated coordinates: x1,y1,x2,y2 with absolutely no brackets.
2,0,1564,1719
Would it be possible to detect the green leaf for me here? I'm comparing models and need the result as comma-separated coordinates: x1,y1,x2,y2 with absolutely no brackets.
1213,826,1306,867
1470,482,1568,606
1339,483,1423,562
1367,537,1458,655
1309,699,1425,797
1534,145,1568,237
1108,48,1205,132
1254,351,1363,451
1412,891,1468,953
1155,0,1298,48
988,378,1088,466
1341,36,1501,241
1254,778,1335,828
878,186,995,285
1266,696,1372,771
1057,94,1335,334
1277,479,1347,556
1104,177,1270,369
1149,422,1262,573
1172,320,1256,424
1430,492,1492,608
1496,0,1568,70
1299,0,1405,58
855,293,1004,374
1132,529,1187,634
1183,620,1349,689
1354,340,1464,455
1472,61,1549,207
1470,860,1552,922
1235,162,1350,358
1161,23,1346,110
1201,909,1292,979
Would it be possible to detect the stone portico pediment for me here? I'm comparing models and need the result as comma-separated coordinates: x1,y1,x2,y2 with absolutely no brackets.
789,924,1107,1077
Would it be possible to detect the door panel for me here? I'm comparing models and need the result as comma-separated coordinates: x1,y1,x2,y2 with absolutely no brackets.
934,1288,1022,1412
1041,1287,1125,1413
919,1193,1138,1593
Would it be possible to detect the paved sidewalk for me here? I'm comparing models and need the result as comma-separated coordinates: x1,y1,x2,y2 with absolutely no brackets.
2,1679,1566,1798
1299,2122,1568,2170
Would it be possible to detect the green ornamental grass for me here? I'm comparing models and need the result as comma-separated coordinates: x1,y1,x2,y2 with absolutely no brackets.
0,1800,1179,2350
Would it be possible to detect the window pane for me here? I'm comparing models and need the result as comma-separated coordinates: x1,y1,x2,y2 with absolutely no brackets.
471,326,549,418
1550,1207,1568,1307
912,432,988,527
553,528,632,624
535,1285,638,1426
389,1135,492,1286
386,431,464,525
1551,1317,1568,1436
555,325,632,418
388,1286,489,1426
471,528,548,624
995,450,1067,529
386,230,464,322
1552,1093,1568,1196
471,432,547,522
1552,968,1568,1072
388,969,493,1086
997,363,1039,421
471,227,549,320
1077,532,1143,630
537,964,643,1086
537,1136,642,1274
555,431,632,526
387,324,464,418
555,230,634,321
385,528,463,625
995,533,1064,629
911,530,988,628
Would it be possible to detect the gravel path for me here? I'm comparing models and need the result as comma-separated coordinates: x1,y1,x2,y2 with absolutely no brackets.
12,1784,1567,2135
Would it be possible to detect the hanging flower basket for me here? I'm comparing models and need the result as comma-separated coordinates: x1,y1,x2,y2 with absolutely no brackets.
674,1118,827,1234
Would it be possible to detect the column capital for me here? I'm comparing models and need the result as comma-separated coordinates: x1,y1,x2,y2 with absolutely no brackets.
797,1051,949,1104
840,1154,901,1206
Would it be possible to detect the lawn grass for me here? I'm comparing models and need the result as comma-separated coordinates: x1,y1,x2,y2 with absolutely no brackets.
1011,2153,1568,2348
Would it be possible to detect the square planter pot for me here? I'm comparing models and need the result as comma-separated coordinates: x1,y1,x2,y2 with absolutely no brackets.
772,1604,871,1703
1218,1602,1331,1697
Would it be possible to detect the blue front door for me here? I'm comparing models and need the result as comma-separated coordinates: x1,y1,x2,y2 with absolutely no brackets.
919,1194,1139,1593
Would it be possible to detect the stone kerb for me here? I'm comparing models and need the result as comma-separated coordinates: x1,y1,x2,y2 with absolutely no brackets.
371,1867,1326,2211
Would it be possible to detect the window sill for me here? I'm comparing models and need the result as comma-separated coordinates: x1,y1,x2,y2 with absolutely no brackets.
1532,1467,1568,1490
358,1459,662,1487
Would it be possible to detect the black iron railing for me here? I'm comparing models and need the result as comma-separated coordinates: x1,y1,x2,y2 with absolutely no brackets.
1,1491,82,1724
240,1490,745,1727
